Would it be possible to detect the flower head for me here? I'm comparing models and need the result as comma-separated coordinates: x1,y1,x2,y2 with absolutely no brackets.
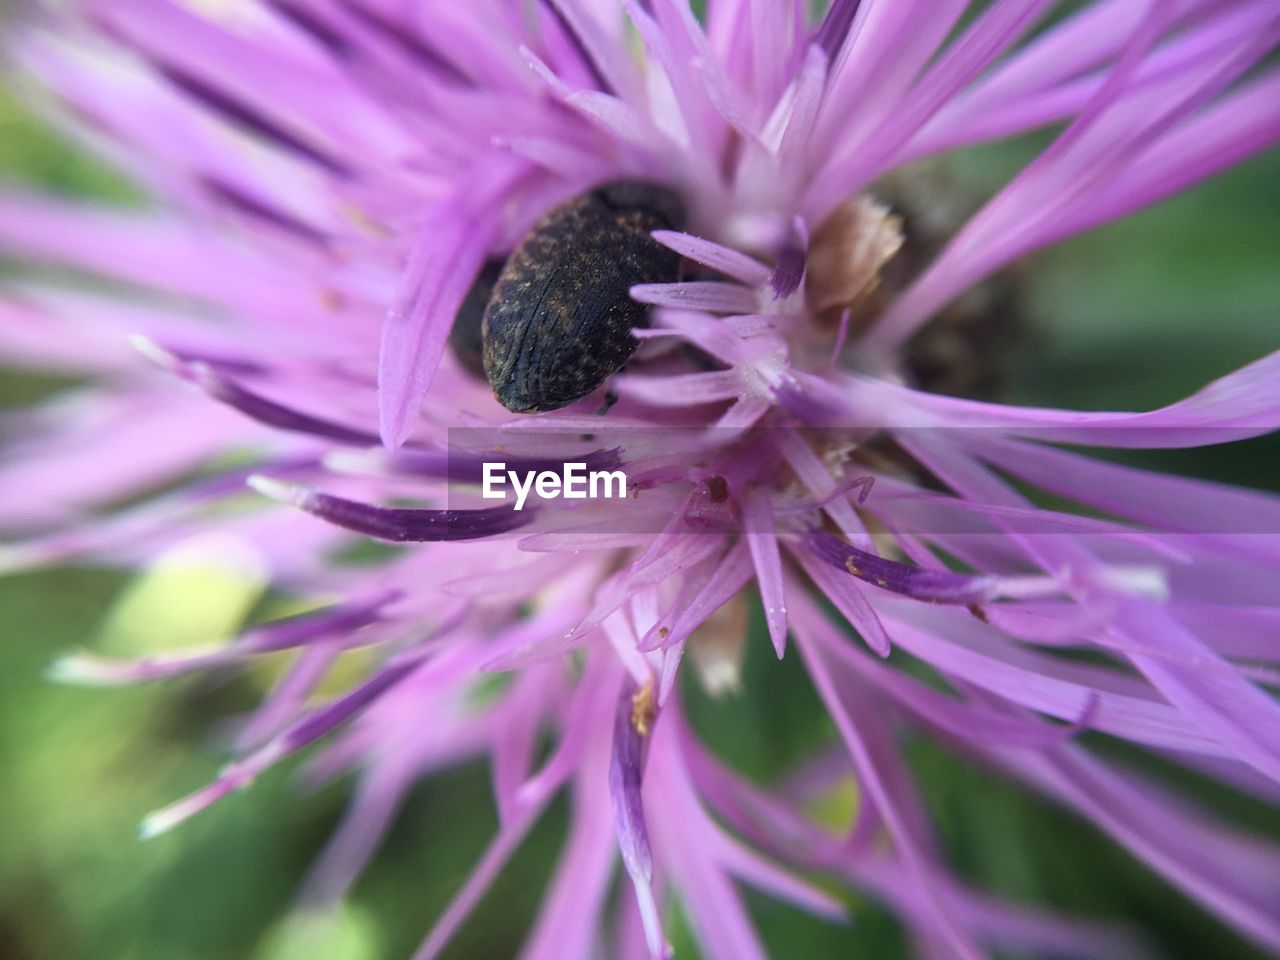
3,1,1280,958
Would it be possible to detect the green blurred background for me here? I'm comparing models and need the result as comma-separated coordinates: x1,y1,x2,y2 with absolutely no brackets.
1,51,1279,960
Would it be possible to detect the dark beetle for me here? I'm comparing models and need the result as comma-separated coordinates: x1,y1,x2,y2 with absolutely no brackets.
481,180,685,413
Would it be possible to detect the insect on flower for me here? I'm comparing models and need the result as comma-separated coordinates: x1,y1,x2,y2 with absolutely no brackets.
1,1,1280,960
481,180,686,412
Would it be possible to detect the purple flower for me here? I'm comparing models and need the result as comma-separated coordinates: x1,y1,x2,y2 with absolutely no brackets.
3,2,1280,958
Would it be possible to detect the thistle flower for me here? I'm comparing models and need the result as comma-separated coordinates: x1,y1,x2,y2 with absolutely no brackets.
2,2,1280,959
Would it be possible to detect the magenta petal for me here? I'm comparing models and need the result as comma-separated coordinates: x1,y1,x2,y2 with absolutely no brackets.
299,757,413,906
519,698,618,960
742,491,788,657
650,230,771,285
998,747,1280,953
793,547,891,657
8,3,1280,958
813,0,862,62
378,160,524,448
807,530,995,605
414,814,541,960
789,591,986,960
630,281,760,313
1115,602,1280,784
609,678,667,960
249,477,531,542
610,680,657,881
147,345,380,445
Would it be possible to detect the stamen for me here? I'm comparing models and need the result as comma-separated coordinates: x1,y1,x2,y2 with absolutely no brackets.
630,678,657,737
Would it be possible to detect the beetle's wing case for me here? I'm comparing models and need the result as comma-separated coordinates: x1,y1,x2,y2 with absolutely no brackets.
481,181,685,413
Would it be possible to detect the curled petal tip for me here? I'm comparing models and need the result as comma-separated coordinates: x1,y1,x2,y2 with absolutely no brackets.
47,647,222,686
46,652,128,687
138,793,205,841
128,333,179,370
139,754,271,842
246,474,310,508
377,416,409,453
138,813,175,842
129,335,220,391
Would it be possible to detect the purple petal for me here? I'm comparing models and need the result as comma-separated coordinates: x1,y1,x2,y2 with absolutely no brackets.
630,281,760,313
540,0,638,98
609,678,667,960
610,678,657,881
789,593,985,960
879,601,1226,756
793,547,891,657
1115,602,1280,784
996,747,1280,953
807,530,994,604
813,0,862,61
742,491,788,657
378,160,523,449
141,340,380,445
650,230,771,285
642,540,753,652
519,763,617,960
248,476,530,542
